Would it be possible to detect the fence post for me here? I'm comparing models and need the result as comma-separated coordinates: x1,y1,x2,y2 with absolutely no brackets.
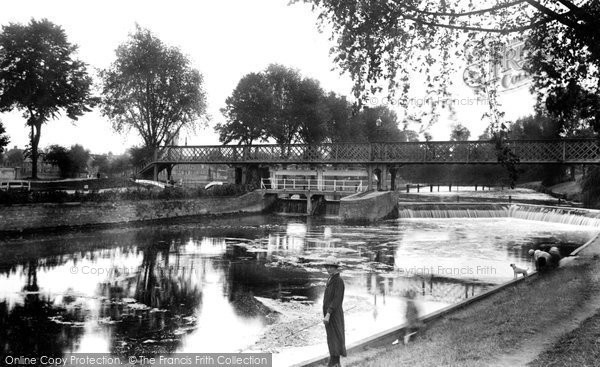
406,184,410,193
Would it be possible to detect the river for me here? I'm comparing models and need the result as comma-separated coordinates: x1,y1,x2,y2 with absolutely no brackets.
0,214,597,366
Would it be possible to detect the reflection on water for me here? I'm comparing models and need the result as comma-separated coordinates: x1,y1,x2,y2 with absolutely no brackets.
0,215,596,365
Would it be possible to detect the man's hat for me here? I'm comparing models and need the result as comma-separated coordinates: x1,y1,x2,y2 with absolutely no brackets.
323,256,340,267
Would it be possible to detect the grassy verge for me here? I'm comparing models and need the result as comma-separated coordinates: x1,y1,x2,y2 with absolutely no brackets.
341,258,600,367
528,310,600,367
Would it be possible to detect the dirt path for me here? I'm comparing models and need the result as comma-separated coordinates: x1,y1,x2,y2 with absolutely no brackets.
492,289,600,366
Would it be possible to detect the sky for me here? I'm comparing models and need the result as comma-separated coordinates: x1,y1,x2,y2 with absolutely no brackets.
0,0,535,155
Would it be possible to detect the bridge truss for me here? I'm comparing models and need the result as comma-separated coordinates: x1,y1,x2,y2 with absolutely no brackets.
141,139,600,174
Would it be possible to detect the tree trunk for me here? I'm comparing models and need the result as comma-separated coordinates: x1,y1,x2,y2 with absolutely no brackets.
30,121,42,180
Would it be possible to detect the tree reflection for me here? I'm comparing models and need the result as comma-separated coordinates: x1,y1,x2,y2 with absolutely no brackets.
0,260,84,357
97,243,203,356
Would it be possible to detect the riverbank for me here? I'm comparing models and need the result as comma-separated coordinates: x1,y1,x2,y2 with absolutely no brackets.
334,238,600,367
0,191,274,233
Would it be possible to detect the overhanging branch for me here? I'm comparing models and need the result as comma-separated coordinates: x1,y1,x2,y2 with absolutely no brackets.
402,14,554,33
397,0,527,17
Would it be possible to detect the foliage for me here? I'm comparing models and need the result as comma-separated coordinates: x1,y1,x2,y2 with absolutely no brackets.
508,114,567,186
449,123,471,141
218,64,328,147
128,145,155,168
582,166,600,208
526,3,600,135
297,0,600,187
100,25,207,150
508,114,561,140
3,147,23,167
0,119,8,154
0,18,95,179
45,144,90,178
399,164,511,186
92,153,133,177
298,0,599,111
360,106,404,142
262,64,305,146
0,183,249,205
217,73,272,145
294,77,329,145
219,64,421,146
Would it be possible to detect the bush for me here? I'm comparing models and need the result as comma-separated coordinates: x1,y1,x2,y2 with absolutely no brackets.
0,183,250,205
582,167,600,208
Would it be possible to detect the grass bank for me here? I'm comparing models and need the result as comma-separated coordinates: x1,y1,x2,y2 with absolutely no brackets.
338,257,600,367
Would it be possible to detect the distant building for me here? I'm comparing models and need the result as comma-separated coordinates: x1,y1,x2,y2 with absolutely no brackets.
161,164,234,188
21,158,61,179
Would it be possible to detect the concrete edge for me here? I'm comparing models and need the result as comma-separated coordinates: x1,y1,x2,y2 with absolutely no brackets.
570,232,600,256
340,190,389,201
291,273,536,367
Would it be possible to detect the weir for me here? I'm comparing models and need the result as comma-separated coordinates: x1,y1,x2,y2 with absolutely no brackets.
397,203,600,227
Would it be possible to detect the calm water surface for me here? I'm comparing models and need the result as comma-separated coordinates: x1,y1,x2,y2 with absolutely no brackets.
0,214,596,365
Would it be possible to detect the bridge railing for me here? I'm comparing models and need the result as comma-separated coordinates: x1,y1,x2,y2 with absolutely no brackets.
260,178,365,192
0,180,31,191
152,139,600,164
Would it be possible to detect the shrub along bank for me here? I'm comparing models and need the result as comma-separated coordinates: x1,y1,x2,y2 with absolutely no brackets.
0,183,250,205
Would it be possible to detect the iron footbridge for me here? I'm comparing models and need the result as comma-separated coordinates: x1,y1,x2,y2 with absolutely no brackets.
136,139,600,178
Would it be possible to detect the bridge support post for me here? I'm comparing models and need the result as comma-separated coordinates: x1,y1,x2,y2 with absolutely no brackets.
380,166,389,191
306,193,313,214
166,165,173,183
390,167,397,191
153,164,158,181
317,168,324,191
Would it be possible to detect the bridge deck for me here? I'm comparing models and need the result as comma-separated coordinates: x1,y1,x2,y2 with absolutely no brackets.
137,139,600,176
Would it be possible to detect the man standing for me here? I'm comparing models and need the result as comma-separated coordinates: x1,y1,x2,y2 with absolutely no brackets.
323,256,346,367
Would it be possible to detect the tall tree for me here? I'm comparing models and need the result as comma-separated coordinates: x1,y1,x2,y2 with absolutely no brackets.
323,93,359,143
218,64,329,147
262,64,303,147
293,77,328,145
101,26,207,156
0,19,95,179
297,1,600,136
360,106,404,143
217,72,272,145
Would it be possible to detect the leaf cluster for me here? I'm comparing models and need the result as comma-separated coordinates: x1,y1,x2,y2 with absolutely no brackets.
100,25,207,149
44,144,91,178
218,64,418,145
0,19,95,124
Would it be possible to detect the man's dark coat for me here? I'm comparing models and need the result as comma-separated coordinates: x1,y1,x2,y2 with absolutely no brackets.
323,272,346,357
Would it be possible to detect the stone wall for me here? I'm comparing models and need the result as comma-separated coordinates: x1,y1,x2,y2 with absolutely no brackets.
0,191,273,232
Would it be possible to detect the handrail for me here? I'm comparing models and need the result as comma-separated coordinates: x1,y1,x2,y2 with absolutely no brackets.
0,180,31,191
260,178,366,192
